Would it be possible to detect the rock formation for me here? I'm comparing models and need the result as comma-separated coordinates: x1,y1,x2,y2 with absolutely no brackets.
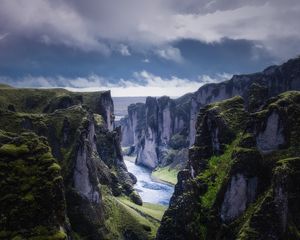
0,87,152,239
121,57,300,170
157,91,300,240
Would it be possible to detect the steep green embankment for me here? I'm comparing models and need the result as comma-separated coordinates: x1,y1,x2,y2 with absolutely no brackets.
157,91,300,240
0,85,161,240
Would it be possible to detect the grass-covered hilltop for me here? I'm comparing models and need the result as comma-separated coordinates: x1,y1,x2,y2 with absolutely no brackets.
0,86,164,240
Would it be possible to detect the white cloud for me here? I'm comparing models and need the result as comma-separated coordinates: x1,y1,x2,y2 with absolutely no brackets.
142,58,150,63
0,71,232,97
155,46,183,63
0,0,300,58
0,0,110,53
197,73,232,85
118,44,131,56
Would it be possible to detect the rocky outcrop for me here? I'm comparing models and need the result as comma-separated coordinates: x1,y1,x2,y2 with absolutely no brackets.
98,91,115,131
157,91,300,240
256,111,285,153
0,87,147,239
120,116,133,146
73,118,101,203
121,57,300,170
220,174,257,222
121,95,190,169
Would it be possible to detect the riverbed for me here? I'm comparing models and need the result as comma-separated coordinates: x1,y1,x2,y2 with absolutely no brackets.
124,156,174,206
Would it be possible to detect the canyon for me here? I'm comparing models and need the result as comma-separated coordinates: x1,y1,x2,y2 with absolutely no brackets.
120,57,300,172
0,87,161,239
0,57,300,240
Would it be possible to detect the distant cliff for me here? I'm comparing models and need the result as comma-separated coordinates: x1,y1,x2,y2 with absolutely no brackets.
0,87,153,240
121,57,300,169
157,91,300,239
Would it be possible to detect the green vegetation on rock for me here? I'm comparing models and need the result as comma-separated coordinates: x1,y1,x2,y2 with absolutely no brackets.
0,86,154,239
103,192,162,240
199,136,241,208
0,131,67,239
157,91,300,240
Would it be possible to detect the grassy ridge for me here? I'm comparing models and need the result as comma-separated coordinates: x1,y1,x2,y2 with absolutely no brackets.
103,192,167,240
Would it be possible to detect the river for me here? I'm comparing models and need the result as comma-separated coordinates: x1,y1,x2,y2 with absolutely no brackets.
124,156,174,206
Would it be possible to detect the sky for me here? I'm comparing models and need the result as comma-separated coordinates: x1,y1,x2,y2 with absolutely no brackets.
0,0,300,96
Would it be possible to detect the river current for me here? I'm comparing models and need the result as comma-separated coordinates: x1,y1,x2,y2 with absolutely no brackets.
124,156,174,206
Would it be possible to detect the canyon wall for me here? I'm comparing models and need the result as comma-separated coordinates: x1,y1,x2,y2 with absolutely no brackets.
157,90,300,240
0,88,148,240
121,57,300,169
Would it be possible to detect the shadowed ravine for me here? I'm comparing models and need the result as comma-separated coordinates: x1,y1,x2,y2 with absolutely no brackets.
124,156,174,206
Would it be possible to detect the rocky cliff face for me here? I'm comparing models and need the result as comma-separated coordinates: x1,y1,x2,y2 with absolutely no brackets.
157,91,300,240
121,57,300,170
121,95,190,169
0,88,149,239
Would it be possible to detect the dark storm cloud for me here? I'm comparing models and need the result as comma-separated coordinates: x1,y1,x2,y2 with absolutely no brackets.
1,0,300,58
0,0,299,96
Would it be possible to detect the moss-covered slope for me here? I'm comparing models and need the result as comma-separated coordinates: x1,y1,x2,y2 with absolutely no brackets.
0,131,68,240
157,91,300,240
0,87,156,240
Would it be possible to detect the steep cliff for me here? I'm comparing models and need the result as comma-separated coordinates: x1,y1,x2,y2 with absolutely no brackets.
157,91,300,240
121,57,300,170
121,94,190,169
0,87,154,240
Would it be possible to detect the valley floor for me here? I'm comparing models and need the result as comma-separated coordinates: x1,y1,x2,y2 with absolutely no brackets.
151,167,179,185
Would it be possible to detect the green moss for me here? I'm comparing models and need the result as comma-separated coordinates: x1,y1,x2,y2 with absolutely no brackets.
199,135,241,209
0,87,109,115
0,143,29,157
28,229,67,240
0,88,67,113
48,163,61,172
12,236,23,240
208,96,247,133
51,230,67,240
0,132,66,239
93,113,105,126
23,193,35,202
236,190,271,239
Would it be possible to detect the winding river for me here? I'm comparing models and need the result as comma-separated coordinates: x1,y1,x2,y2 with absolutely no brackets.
124,156,174,206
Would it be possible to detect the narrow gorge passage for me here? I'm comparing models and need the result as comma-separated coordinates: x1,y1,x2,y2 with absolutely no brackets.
124,155,174,206
115,96,175,207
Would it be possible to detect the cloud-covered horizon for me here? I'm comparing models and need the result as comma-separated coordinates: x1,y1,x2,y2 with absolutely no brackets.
0,0,299,95
0,71,232,97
